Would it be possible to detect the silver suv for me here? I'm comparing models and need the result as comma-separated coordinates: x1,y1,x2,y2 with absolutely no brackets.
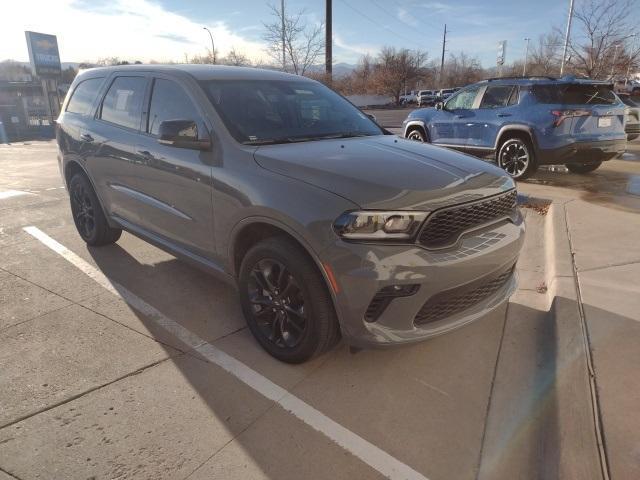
57,65,524,363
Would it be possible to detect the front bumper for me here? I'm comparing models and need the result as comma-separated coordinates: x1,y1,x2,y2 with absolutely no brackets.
321,213,525,348
539,139,627,165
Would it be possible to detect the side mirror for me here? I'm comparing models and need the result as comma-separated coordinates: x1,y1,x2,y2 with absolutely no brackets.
435,102,443,110
158,120,210,150
366,113,377,123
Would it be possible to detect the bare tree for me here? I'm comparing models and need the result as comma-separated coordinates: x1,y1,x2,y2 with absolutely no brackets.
263,2,324,75
440,52,483,87
568,0,640,79
528,31,563,76
223,47,250,66
371,47,428,104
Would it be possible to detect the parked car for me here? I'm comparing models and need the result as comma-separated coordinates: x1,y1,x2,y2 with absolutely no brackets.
403,76,627,179
618,92,640,141
416,90,436,107
57,65,524,363
400,90,417,104
438,88,456,100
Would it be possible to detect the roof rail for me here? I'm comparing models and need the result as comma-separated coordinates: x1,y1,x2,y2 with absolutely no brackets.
485,76,556,82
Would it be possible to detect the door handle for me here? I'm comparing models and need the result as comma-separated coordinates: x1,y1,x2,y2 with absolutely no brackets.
80,133,94,142
497,113,512,117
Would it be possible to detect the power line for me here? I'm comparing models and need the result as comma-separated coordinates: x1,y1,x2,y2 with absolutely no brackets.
368,0,432,37
337,0,417,44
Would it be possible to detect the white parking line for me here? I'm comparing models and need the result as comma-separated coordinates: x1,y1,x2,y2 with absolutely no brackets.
0,190,34,200
23,225,429,480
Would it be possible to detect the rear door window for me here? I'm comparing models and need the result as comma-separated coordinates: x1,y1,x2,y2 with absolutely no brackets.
533,84,617,105
100,76,147,130
479,85,515,109
147,78,202,136
66,78,104,115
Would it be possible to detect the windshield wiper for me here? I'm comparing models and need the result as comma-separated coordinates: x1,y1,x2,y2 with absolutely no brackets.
244,131,372,146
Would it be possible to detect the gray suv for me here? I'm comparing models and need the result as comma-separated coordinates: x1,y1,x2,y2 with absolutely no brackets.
57,65,524,363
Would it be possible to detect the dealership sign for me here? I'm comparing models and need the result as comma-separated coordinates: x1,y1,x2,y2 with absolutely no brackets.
25,31,61,78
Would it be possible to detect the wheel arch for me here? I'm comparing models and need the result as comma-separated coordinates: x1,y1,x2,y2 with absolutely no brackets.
229,217,340,300
404,120,429,141
495,125,539,156
63,159,115,228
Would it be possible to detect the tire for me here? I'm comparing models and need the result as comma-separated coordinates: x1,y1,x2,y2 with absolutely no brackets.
69,173,122,246
238,237,340,363
497,136,538,180
406,127,427,142
566,161,602,174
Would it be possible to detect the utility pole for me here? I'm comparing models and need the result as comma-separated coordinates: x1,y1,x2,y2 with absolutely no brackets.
560,0,574,76
281,0,286,71
522,37,530,77
325,0,332,81
439,24,447,88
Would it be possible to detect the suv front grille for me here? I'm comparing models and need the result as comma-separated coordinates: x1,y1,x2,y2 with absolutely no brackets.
414,264,514,326
418,190,517,249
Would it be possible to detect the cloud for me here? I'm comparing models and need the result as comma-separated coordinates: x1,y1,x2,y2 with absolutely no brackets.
0,0,267,63
334,34,379,57
397,8,419,28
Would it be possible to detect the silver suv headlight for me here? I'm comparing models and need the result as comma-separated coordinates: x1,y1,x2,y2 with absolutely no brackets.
333,211,429,240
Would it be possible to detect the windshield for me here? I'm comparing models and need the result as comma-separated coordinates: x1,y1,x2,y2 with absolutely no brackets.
619,95,639,107
199,79,383,145
533,83,618,105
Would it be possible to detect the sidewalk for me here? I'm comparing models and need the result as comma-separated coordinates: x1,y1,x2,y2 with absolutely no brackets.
519,157,640,479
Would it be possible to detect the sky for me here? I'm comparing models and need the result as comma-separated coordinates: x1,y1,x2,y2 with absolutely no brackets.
0,0,635,67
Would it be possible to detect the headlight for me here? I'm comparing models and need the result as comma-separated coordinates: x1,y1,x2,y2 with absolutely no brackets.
333,211,429,240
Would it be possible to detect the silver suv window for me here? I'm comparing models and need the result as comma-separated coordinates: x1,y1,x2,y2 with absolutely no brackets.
66,78,104,115
147,78,201,136
100,76,146,130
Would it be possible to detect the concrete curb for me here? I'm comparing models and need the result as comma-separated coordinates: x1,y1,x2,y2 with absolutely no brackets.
479,199,605,479
542,201,608,480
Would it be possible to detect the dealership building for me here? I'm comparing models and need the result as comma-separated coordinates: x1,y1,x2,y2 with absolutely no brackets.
0,32,63,143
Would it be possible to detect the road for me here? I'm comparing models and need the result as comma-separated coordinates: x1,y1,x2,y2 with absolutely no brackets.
1,135,639,479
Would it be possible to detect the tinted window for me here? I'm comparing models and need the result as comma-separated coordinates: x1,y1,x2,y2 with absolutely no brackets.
200,79,382,144
66,78,104,115
533,84,617,105
619,95,639,107
100,76,146,129
480,85,515,109
445,85,481,110
148,79,201,136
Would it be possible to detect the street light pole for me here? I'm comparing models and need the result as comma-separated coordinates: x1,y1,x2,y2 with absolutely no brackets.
560,0,574,76
203,27,215,64
523,37,530,77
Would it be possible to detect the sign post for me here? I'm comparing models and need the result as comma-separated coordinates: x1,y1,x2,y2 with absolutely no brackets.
25,31,62,124
496,40,507,77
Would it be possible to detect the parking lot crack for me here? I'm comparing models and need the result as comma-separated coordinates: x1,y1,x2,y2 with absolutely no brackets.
0,355,179,431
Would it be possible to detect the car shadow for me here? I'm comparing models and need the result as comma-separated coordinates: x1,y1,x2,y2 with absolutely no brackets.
81,241,602,479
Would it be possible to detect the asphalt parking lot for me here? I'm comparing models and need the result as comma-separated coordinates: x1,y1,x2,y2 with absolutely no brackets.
1,130,639,479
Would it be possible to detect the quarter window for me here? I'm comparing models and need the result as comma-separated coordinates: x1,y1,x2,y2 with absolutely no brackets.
480,85,515,109
147,78,202,136
445,85,481,110
100,76,146,130
66,78,104,115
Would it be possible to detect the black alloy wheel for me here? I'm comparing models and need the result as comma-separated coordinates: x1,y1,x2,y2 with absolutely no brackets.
70,179,96,239
68,173,122,246
248,258,308,349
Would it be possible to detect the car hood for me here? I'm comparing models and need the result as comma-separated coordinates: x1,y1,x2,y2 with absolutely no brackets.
253,135,514,210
